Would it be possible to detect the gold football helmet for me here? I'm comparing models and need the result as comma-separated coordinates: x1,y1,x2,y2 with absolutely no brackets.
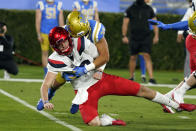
188,11,196,34
66,11,90,37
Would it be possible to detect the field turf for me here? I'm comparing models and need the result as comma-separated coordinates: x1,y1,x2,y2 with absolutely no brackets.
0,65,196,131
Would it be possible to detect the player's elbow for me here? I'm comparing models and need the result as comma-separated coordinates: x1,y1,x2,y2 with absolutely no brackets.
104,54,110,63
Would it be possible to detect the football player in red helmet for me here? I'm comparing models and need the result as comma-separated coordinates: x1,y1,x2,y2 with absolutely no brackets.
49,27,73,56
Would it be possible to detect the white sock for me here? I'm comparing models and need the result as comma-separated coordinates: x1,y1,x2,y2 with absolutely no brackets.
177,82,190,95
152,92,179,109
100,114,115,126
165,88,175,99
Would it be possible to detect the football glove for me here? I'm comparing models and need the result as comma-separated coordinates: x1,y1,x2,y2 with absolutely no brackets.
149,19,188,30
63,72,77,81
70,104,79,114
73,66,88,77
148,19,169,30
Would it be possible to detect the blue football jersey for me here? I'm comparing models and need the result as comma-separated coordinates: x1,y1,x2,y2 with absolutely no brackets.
36,0,63,34
88,20,105,43
73,0,97,20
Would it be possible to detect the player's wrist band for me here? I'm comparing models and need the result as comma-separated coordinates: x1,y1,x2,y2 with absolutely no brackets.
85,63,95,72
122,35,126,37
43,100,49,104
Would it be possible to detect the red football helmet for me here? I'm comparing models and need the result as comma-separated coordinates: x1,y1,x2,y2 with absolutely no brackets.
49,27,73,55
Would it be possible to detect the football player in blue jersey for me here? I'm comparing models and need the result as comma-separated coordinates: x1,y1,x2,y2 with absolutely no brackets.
35,0,64,77
73,0,99,21
37,11,109,111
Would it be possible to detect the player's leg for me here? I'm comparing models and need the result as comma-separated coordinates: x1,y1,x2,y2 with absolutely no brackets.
40,33,49,77
142,53,156,84
5,60,18,75
162,71,196,113
184,48,191,77
140,36,156,84
78,79,126,126
2,60,18,79
138,54,146,82
101,73,196,112
137,84,196,112
129,40,138,80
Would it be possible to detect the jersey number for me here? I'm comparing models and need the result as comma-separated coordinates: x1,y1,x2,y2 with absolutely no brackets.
46,7,56,19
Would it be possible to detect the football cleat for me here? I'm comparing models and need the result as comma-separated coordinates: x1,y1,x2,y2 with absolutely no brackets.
70,104,79,114
141,76,146,83
148,79,157,84
178,103,196,112
161,104,175,114
36,88,56,111
112,119,126,126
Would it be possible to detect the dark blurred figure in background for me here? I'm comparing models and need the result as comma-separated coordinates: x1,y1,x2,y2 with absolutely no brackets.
176,0,192,78
122,0,159,84
0,22,18,79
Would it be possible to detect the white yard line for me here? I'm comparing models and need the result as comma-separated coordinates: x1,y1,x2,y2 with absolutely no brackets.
0,78,43,82
1,78,196,99
0,78,177,87
178,116,191,119
0,89,82,131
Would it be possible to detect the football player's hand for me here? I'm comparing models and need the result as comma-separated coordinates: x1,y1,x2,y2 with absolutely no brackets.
37,35,43,43
70,104,79,114
44,102,54,110
148,19,168,30
122,36,129,44
73,66,87,77
63,73,77,81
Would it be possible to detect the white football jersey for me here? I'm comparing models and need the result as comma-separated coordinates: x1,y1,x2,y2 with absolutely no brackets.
47,36,100,90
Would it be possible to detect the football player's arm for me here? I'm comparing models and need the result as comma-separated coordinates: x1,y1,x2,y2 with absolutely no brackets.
41,71,57,110
59,10,64,26
122,17,129,44
148,19,188,30
35,9,43,43
152,17,159,44
94,37,109,68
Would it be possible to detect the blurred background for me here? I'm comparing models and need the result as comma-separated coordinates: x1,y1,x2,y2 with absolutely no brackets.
0,0,190,14
0,0,191,77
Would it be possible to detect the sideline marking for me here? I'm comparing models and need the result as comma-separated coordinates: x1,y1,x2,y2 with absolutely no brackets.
0,78,43,82
0,89,82,131
178,116,191,119
1,78,196,99
0,78,177,87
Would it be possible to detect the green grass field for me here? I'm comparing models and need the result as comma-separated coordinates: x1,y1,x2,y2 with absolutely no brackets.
0,65,196,131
